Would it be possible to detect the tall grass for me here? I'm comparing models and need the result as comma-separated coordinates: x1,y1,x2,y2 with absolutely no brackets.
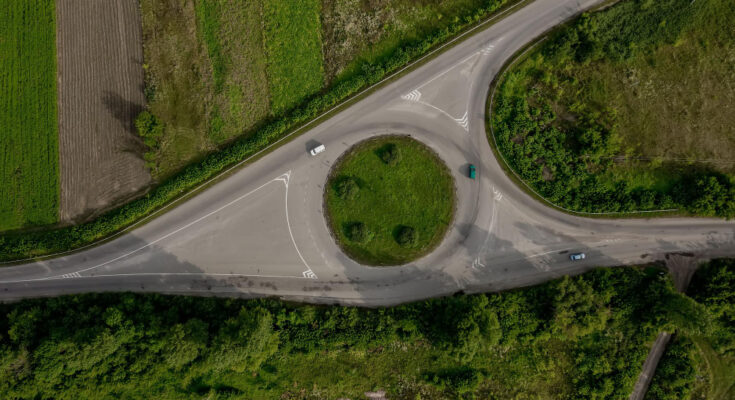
0,0,58,231
262,0,325,115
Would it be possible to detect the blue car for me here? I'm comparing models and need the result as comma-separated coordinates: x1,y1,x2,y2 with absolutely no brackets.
569,253,586,261
468,164,476,179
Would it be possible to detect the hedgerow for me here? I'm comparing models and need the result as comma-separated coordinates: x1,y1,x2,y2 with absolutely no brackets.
0,0,510,261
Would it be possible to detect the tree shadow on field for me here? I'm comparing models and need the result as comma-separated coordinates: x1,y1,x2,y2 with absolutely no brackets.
102,90,144,134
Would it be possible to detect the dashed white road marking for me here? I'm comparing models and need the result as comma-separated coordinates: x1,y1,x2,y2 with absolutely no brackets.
282,171,318,280
61,272,81,279
493,186,503,201
480,43,495,55
454,111,469,131
401,89,422,102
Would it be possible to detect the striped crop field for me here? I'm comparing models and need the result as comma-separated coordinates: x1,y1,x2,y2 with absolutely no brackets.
0,0,59,231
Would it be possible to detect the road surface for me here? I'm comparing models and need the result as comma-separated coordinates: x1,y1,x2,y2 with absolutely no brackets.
1,0,734,306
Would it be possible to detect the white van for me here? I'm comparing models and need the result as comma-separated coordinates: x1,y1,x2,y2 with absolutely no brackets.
310,144,326,156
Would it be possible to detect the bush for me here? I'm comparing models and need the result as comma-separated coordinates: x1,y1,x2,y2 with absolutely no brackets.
346,222,372,243
379,143,401,166
395,226,418,247
334,177,359,200
134,110,163,148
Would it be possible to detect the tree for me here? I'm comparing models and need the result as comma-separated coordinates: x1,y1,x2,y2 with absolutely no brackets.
379,143,401,165
335,177,359,200
552,276,610,339
346,222,372,243
395,226,417,247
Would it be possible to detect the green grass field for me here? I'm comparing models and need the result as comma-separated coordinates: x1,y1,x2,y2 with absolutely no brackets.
0,0,58,231
262,0,325,115
325,136,454,265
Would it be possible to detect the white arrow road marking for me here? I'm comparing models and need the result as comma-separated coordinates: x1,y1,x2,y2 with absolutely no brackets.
454,111,469,131
480,43,495,55
302,269,317,279
493,186,503,201
401,89,422,102
471,257,486,269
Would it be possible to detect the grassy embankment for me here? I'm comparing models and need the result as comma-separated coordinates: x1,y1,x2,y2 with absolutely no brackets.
325,137,454,265
0,267,708,399
0,0,58,231
646,259,735,400
491,0,735,216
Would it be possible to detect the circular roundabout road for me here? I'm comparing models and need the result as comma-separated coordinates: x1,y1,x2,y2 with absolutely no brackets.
1,0,734,305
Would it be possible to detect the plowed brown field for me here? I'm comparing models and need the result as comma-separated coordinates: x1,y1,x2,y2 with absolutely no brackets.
56,0,151,223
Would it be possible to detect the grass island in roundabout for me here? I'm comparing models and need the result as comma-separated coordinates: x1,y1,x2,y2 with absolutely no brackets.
324,135,456,266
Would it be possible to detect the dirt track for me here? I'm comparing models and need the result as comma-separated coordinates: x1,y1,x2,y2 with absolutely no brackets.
56,0,151,223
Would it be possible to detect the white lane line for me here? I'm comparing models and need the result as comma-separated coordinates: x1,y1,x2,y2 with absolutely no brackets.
1,173,293,284
281,171,318,280
416,51,481,90
2,272,315,284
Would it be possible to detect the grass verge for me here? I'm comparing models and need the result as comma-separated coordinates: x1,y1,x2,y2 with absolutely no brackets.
324,136,455,265
0,0,58,231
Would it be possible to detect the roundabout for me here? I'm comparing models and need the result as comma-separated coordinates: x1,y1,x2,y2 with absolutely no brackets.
1,0,734,306
324,135,455,266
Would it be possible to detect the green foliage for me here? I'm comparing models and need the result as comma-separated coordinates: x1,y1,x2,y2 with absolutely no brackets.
345,222,372,243
334,176,360,200
0,267,692,399
0,0,510,261
395,226,418,247
379,143,401,166
325,137,454,265
492,0,735,216
552,276,610,339
689,259,735,356
262,0,324,115
135,111,164,147
646,336,697,400
195,0,226,93
0,0,59,231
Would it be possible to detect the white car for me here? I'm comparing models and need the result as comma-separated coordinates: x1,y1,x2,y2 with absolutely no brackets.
569,252,586,261
310,144,325,156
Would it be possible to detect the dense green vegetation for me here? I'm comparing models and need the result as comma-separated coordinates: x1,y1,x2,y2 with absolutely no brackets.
0,267,708,399
0,0,58,231
647,259,735,399
491,0,735,216
325,136,454,265
0,0,514,261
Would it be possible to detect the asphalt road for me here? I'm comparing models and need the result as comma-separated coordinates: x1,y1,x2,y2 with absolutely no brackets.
1,0,734,305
